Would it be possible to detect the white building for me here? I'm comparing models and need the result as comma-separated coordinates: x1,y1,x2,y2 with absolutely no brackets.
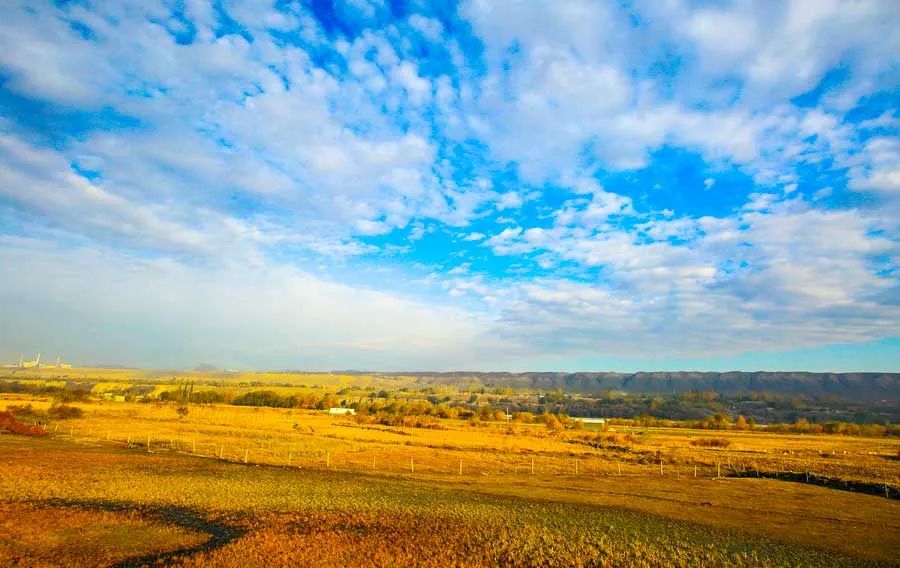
328,407,356,415
574,417,607,424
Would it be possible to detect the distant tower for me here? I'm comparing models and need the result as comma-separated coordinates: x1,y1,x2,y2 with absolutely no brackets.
35,353,41,367
18,354,23,367
56,355,61,367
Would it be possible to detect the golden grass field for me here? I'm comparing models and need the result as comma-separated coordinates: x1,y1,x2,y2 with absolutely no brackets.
2,380,900,567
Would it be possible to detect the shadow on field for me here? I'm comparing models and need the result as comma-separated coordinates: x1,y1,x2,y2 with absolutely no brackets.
27,498,247,567
725,471,899,500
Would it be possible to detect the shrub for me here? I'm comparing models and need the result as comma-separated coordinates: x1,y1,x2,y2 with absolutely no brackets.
7,404,44,420
189,390,225,404
0,411,47,437
53,389,91,403
690,437,731,448
232,391,294,408
541,413,564,433
48,404,84,419
354,412,443,429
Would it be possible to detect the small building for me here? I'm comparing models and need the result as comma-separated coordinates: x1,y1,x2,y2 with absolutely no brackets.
574,417,607,424
328,407,356,416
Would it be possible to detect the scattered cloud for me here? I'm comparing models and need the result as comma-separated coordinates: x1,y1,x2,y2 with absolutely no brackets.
0,0,897,369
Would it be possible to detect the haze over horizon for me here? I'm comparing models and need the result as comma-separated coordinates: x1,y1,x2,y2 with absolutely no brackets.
1,1,899,372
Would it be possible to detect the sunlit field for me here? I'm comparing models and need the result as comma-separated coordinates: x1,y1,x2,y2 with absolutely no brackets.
2,377,899,567
4,0,900,565
4,395,899,483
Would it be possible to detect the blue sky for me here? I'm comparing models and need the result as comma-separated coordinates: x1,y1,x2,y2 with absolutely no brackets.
0,0,898,371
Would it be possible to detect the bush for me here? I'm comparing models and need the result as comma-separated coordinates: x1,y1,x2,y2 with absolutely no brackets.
232,391,294,408
0,411,47,436
7,404,44,420
54,389,91,403
690,437,731,448
354,412,443,429
190,390,225,404
48,404,84,419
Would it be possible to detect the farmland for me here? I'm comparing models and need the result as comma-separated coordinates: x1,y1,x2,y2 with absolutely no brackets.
1,369,899,566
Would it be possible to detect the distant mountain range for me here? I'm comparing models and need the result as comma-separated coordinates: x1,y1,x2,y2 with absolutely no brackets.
384,371,900,401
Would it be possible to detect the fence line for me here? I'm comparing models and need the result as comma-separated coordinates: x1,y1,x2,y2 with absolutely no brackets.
45,428,766,479
44,427,899,496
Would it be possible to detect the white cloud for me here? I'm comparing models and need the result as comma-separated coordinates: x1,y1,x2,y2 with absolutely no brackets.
447,262,470,275
0,239,499,369
459,0,898,189
495,191,523,210
407,14,444,41
0,0,897,368
653,0,900,106
473,192,900,358
0,132,270,261
0,0,517,259
849,137,900,195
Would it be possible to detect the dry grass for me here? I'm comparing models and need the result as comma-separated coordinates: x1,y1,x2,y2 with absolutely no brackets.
1,393,899,566
691,437,731,448
3,395,897,484
2,437,898,567
0,502,207,567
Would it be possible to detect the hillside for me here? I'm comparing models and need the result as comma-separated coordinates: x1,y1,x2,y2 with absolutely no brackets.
392,371,900,401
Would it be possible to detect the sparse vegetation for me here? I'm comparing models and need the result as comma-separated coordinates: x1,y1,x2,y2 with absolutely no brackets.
2,435,897,567
1,368,899,566
691,437,732,448
48,403,84,419
0,411,46,437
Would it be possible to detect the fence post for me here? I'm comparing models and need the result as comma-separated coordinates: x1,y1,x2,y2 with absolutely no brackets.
326,451,330,468
288,452,292,467
617,461,621,476
531,457,535,475
244,449,249,464
410,458,414,473
459,459,463,475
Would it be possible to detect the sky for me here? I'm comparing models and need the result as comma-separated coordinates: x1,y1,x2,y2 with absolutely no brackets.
0,0,898,372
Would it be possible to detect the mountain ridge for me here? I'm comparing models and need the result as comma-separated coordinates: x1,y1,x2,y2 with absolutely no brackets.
380,371,900,401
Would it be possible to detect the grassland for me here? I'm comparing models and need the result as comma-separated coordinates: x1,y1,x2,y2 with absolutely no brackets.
3,435,899,567
1,371,899,566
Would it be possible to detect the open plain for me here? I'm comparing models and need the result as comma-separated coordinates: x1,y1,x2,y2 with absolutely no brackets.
1,369,898,567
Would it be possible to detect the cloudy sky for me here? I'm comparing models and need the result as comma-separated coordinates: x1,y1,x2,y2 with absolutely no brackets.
1,0,898,371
